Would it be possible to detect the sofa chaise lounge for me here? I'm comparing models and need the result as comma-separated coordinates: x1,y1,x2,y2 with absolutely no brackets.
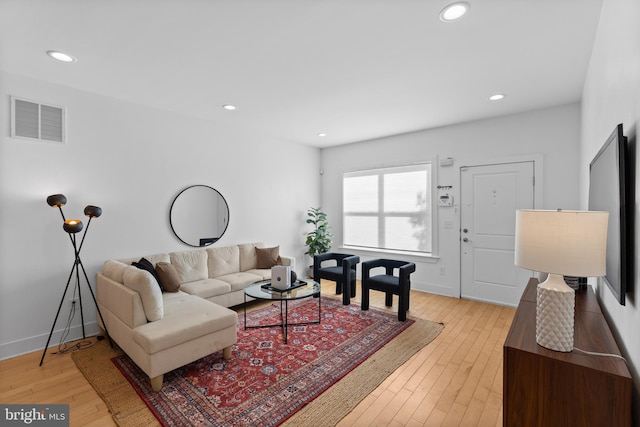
96,242,294,391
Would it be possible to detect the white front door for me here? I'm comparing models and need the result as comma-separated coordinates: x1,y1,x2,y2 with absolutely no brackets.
460,162,535,306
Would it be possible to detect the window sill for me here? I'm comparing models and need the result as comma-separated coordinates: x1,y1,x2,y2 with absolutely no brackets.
340,246,440,264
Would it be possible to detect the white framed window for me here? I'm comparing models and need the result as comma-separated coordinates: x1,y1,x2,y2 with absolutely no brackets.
343,163,433,255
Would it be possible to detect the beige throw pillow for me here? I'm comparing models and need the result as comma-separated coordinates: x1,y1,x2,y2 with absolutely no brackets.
256,246,280,269
155,262,181,292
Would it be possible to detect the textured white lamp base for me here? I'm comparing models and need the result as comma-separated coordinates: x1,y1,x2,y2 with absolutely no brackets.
536,273,575,352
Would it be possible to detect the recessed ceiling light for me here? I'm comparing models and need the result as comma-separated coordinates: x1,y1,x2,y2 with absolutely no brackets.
439,2,470,22
222,104,237,111
489,94,505,101
46,50,76,63
318,133,327,137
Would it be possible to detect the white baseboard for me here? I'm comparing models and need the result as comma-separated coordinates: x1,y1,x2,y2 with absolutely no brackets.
0,321,101,361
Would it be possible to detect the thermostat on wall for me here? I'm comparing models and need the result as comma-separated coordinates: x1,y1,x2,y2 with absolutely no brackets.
439,157,454,167
438,190,453,207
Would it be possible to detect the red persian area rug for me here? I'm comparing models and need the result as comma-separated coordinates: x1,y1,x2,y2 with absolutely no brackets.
112,297,417,426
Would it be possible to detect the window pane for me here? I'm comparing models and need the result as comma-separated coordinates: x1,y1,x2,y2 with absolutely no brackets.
344,175,378,212
343,163,432,255
384,171,427,212
385,217,431,252
344,216,378,247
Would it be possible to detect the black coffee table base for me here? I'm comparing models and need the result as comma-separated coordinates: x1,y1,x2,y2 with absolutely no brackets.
243,280,321,343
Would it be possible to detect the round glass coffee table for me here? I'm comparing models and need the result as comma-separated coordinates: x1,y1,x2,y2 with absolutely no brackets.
243,279,321,343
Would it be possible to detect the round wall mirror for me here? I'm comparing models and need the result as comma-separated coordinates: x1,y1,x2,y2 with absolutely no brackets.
170,185,230,247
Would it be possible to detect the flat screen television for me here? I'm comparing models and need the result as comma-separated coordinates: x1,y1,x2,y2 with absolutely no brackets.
588,123,630,305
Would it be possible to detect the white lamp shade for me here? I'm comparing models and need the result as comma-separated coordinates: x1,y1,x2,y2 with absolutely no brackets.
515,210,608,277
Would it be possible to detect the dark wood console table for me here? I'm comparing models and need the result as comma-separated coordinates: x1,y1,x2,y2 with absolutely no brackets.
503,278,632,426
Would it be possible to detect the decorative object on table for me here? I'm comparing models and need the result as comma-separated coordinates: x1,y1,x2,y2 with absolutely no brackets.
304,207,332,277
563,276,587,290
40,194,112,365
361,258,416,321
73,297,443,427
313,252,359,305
514,209,608,352
271,265,291,290
260,280,307,293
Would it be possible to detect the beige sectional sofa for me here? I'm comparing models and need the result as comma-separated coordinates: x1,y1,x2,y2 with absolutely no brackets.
96,242,294,391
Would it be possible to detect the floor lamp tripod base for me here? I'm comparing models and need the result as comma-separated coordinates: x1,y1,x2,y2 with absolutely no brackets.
39,256,113,366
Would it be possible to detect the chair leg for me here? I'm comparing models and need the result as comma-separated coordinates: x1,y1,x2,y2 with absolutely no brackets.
342,284,351,305
336,281,342,295
385,292,393,307
350,279,357,297
398,289,409,321
398,303,407,321
361,287,370,310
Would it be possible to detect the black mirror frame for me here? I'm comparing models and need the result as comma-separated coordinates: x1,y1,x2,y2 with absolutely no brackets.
169,185,230,247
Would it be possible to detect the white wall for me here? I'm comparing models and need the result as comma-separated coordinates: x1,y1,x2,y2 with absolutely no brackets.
321,103,582,298
0,71,321,359
581,0,640,420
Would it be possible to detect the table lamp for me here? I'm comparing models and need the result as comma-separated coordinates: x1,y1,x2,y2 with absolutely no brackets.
514,209,608,352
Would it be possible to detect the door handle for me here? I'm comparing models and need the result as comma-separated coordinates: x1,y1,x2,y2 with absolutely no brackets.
463,237,470,242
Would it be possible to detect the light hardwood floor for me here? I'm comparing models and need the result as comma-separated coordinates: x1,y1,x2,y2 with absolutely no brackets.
0,282,515,426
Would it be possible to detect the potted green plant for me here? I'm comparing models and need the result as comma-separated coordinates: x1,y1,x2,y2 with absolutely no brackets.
305,207,332,277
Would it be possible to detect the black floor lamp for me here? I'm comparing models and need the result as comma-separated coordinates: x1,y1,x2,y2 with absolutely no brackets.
39,194,113,366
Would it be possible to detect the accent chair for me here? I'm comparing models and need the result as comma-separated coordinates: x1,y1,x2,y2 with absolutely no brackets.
313,252,360,305
361,258,416,321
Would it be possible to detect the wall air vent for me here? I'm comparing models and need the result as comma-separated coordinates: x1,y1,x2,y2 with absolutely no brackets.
10,96,65,143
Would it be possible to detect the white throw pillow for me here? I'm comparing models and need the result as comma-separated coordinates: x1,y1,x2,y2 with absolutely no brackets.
122,266,163,321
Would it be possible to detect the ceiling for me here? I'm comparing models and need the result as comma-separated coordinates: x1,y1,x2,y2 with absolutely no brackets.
0,0,604,148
